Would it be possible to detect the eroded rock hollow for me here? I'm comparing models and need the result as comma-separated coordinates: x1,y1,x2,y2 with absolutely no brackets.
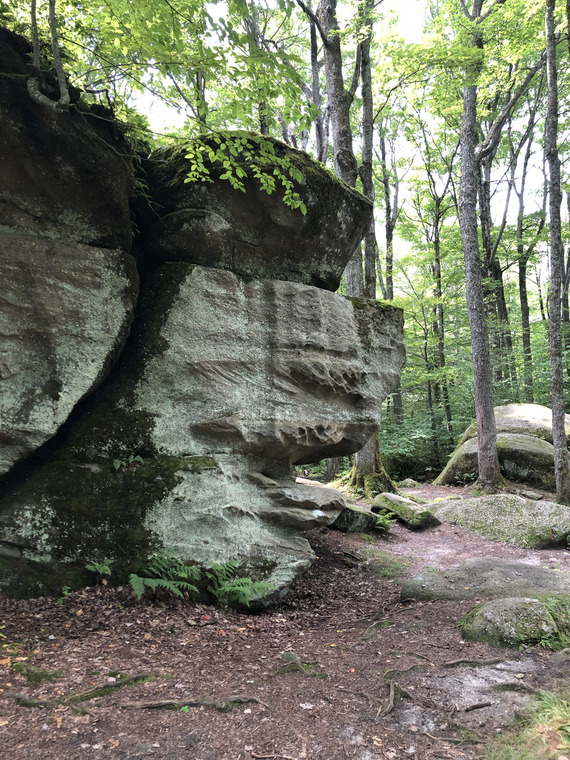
0,29,405,602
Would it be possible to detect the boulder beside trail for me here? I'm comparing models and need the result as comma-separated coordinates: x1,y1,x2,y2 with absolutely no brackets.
431,494,570,548
434,433,567,491
372,492,441,530
460,598,558,648
331,505,378,534
0,32,405,602
459,403,570,447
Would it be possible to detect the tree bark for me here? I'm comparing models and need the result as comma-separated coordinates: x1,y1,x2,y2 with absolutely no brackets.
459,79,501,491
545,0,570,505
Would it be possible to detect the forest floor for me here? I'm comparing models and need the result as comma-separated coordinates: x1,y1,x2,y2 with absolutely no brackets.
2,484,570,760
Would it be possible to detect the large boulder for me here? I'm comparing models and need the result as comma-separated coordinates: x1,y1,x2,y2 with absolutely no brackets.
459,404,570,447
140,136,372,291
0,33,405,602
0,29,133,251
63,264,405,465
0,29,138,477
434,433,567,490
0,262,404,599
431,494,570,548
372,492,441,530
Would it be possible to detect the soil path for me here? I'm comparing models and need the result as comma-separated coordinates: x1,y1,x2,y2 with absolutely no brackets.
1,485,569,760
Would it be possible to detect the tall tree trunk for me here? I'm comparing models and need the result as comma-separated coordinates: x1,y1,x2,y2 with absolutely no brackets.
460,80,501,491
359,2,377,300
545,0,570,505
317,0,395,495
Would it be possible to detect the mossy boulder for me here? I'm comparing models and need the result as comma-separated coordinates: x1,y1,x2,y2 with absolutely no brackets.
140,133,372,291
430,494,570,548
331,505,378,534
372,492,441,530
434,433,567,491
459,404,570,447
401,558,570,602
460,598,558,648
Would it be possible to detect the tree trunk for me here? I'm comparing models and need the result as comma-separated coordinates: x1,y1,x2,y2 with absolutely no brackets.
459,81,501,491
545,0,570,505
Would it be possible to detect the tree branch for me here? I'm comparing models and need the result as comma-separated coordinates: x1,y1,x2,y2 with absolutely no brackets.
296,0,328,46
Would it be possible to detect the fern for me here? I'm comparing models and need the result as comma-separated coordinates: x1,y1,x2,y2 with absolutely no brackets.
205,562,276,607
129,549,200,601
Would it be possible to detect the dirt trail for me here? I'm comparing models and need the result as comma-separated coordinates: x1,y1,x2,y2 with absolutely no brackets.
1,485,569,760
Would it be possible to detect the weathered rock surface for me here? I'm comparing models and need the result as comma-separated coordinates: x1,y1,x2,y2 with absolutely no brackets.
0,30,138,477
434,433,567,490
430,494,570,548
65,263,405,465
372,492,441,530
331,505,378,534
460,598,558,648
459,403,570,447
401,558,570,602
142,137,372,291
0,238,137,477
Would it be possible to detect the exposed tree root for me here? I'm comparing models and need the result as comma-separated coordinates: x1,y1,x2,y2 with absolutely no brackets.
12,673,154,708
120,694,270,711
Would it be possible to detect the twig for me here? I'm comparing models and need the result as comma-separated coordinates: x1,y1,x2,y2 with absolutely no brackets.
251,753,298,760
465,701,493,712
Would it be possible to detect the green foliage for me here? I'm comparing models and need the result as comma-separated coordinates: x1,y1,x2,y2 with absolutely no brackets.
375,513,396,533
359,548,412,579
129,549,200,601
57,585,71,605
85,558,114,580
205,561,276,607
128,551,275,606
184,132,307,213
483,687,570,760
113,454,144,471
538,598,570,650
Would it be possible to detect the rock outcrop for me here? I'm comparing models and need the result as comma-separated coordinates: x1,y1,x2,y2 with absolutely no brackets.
430,494,570,548
141,137,373,291
0,30,405,602
434,405,570,490
0,28,138,478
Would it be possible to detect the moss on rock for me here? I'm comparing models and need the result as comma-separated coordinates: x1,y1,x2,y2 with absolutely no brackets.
460,598,558,648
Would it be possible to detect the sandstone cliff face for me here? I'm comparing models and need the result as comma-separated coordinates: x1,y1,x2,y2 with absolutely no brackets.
0,28,139,478
0,30,405,603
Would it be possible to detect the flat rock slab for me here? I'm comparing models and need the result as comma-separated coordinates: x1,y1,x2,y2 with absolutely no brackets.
401,557,570,601
431,494,570,548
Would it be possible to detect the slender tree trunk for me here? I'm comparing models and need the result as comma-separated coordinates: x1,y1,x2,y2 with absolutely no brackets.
460,82,501,491
545,0,570,505
359,1,377,300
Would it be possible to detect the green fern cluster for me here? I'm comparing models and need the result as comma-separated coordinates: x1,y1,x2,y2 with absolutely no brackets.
129,550,200,601
126,552,276,607
204,561,276,607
